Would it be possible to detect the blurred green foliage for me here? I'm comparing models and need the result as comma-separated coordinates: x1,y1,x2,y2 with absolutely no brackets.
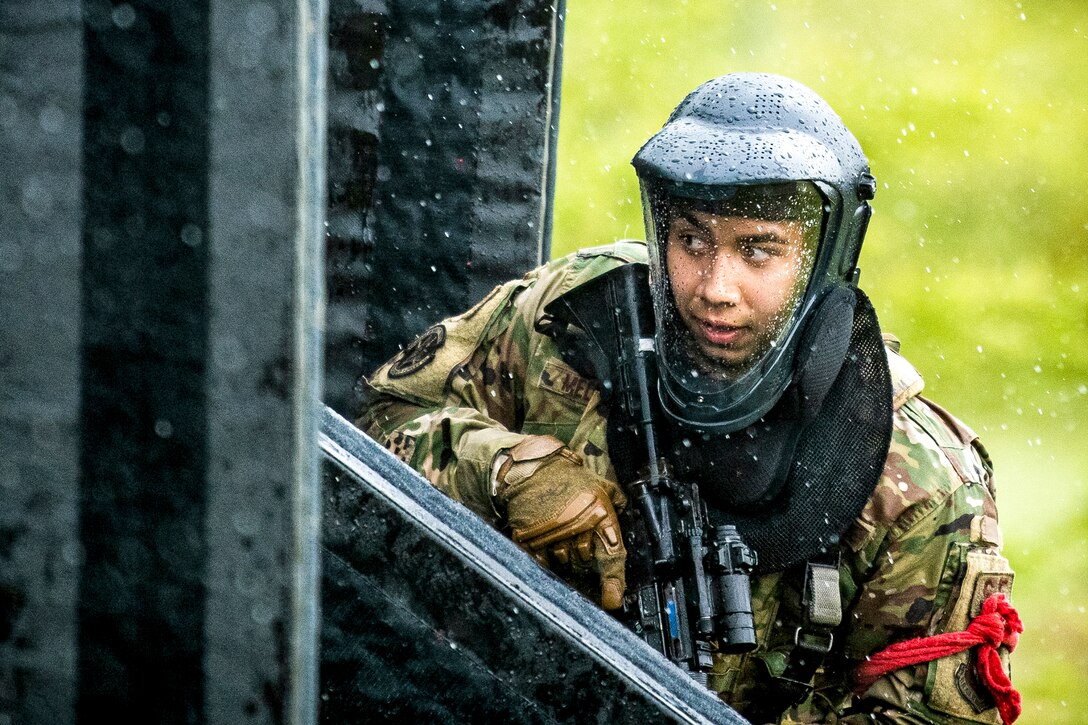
551,2,1088,721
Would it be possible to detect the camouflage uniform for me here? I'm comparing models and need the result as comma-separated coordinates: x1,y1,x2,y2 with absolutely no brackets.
358,241,1015,724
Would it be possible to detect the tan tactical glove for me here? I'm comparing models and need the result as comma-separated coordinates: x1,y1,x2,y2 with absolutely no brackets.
494,435,628,610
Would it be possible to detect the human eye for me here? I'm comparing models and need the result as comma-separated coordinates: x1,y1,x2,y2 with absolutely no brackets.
680,233,711,254
740,234,787,265
670,224,711,255
740,242,774,264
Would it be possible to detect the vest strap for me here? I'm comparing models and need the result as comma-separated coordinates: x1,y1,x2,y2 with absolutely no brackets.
744,553,842,722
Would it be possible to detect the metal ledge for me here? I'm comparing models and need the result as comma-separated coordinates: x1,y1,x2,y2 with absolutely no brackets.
319,406,747,723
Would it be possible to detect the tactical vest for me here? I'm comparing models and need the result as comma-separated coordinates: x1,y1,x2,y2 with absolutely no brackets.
733,335,1001,722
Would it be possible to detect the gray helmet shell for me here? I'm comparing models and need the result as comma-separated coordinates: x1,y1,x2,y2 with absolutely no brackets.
632,73,876,433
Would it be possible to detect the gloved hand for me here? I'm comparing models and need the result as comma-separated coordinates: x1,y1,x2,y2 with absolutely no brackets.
494,435,628,610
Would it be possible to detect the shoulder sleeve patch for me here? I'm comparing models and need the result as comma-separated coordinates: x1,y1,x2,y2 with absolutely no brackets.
927,549,1015,724
364,280,522,406
387,324,447,379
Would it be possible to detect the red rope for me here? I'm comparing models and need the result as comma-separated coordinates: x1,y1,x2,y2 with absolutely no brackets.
854,593,1023,724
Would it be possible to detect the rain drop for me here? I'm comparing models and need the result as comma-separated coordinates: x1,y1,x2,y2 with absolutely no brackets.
180,223,202,247
39,105,64,134
120,126,145,155
111,3,136,29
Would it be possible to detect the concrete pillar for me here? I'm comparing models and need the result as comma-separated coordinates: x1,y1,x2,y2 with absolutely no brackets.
0,1,327,722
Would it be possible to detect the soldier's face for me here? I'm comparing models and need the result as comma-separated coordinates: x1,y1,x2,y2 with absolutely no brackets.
665,211,811,373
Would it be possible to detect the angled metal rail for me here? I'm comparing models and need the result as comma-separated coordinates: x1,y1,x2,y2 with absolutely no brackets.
319,406,748,724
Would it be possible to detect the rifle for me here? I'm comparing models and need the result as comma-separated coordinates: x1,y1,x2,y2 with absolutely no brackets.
542,262,758,684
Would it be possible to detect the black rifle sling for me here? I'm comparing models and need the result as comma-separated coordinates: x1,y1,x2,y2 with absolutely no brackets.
744,550,843,722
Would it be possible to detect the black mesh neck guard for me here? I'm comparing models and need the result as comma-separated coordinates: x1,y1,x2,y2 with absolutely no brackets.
702,289,892,572
545,271,892,574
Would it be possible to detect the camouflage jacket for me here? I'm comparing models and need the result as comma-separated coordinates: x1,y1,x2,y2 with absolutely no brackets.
358,241,1016,724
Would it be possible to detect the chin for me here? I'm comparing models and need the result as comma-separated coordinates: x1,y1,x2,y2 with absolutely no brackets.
693,349,751,376
699,346,745,367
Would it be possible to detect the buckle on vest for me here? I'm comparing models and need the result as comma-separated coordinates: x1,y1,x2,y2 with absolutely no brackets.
794,626,834,654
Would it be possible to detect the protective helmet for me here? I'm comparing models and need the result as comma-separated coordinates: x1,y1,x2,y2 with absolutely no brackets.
632,72,877,433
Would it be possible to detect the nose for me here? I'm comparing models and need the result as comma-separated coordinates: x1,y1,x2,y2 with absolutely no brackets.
698,252,742,307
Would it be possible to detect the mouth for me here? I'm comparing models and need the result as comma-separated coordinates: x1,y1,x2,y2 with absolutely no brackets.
695,318,748,346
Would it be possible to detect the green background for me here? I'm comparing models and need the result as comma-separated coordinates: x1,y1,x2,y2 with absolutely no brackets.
551,2,1087,721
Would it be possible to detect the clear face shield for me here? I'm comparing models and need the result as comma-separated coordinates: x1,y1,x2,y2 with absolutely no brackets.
642,181,830,426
